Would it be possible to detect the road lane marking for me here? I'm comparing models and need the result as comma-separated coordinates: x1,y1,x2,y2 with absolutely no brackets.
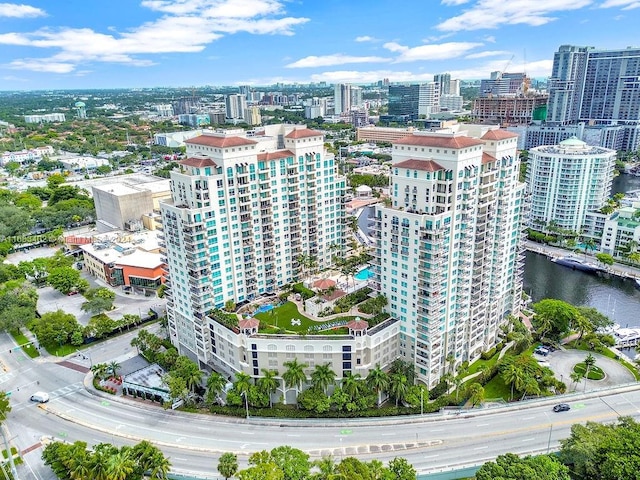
240,431,254,435
521,437,535,442
522,416,535,420
474,446,488,450
424,454,440,459
287,434,300,437
429,428,444,432
476,423,489,427
380,433,395,436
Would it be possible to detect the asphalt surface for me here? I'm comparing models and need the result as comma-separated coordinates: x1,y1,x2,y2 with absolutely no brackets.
544,348,636,390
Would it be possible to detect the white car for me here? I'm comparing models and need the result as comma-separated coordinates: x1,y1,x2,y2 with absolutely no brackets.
30,392,49,403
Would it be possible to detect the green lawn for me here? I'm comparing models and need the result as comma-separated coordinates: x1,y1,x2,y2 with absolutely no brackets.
9,330,39,358
573,363,605,380
482,374,512,401
254,301,356,334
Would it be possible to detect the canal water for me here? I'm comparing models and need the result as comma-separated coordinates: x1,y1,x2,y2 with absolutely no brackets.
523,251,640,328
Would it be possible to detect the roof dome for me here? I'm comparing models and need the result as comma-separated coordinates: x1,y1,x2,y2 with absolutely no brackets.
558,136,587,149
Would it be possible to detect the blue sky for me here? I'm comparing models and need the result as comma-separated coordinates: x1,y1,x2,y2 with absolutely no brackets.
0,0,638,90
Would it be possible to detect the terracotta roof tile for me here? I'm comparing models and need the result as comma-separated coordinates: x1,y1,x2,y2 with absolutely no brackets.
257,150,295,161
482,152,497,164
395,134,484,149
185,135,257,148
180,157,217,168
481,129,519,140
239,318,259,329
285,128,323,139
346,318,369,330
394,159,445,172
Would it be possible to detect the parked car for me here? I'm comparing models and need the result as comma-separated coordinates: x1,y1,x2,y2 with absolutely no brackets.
553,403,570,412
534,346,550,356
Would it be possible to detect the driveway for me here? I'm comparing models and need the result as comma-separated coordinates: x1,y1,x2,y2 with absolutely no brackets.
543,348,635,391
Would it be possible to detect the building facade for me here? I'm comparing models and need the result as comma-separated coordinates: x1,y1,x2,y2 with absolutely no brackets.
546,45,640,151
525,137,616,232
159,126,346,365
372,129,526,387
472,96,548,125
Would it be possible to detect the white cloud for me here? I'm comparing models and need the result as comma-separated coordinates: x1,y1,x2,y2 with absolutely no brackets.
2,0,308,73
484,35,496,43
355,35,377,42
383,41,483,62
9,59,75,73
309,69,436,84
436,0,592,31
599,0,640,8
465,50,510,59
286,54,390,68
449,58,553,79
441,0,471,5
0,3,45,18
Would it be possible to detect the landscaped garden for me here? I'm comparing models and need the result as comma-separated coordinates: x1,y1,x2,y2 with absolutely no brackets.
254,301,357,335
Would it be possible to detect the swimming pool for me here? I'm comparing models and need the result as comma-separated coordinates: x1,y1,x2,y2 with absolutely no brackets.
255,304,275,314
354,267,374,281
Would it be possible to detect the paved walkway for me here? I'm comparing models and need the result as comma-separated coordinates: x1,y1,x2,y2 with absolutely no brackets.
287,295,373,322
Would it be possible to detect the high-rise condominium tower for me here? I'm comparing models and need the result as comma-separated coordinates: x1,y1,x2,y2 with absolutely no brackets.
547,45,640,150
372,129,525,386
159,125,345,364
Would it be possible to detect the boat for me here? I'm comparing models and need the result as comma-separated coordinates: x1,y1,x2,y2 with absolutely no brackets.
551,256,601,273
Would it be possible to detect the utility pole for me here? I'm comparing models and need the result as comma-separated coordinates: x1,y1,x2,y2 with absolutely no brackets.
0,424,19,480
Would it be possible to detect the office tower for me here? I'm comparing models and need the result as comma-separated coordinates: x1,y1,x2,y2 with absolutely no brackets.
439,94,464,112
156,104,174,117
334,83,352,115
547,45,640,150
239,85,251,97
75,102,87,119
225,94,247,121
388,85,420,119
159,125,346,365
243,106,261,126
372,129,525,386
173,96,200,115
525,137,616,232
472,96,548,125
434,73,451,95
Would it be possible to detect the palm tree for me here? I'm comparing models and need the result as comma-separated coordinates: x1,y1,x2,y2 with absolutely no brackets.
90,363,109,381
310,363,336,395
570,371,583,391
108,361,120,379
257,369,279,408
282,358,308,403
500,357,525,401
341,373,363,401
131,440,171,479
388,373,409,407
106,451,136,480
313,455,337,480
205,371,227,405
366,364,389,407
217,452,239,480
520,376,541,401
468,383,484,407
234,372,253,397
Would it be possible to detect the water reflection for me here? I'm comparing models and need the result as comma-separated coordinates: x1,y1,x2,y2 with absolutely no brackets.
523,251,640,328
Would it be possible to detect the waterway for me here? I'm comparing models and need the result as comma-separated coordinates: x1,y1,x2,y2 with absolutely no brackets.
523,173,640,329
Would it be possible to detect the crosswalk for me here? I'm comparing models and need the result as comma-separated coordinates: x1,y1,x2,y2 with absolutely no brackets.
49,382,84,399
0,371,15,385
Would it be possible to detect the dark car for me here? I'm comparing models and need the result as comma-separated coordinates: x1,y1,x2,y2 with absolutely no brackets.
553,403,570,412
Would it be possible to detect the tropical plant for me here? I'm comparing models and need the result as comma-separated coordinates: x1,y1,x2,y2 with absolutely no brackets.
257,369,279,408
282,358,308,402
218,452,239,480
310,364,336,395
388,373,409,407
205,371,227,406
366,364,389,407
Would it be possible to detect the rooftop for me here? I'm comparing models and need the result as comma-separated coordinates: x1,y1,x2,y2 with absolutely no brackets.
285,128,323,139
185,135,257,148
395,134,485,149
481,129,519,140
394,159,445,171
180,157,218,168
257,150,295,161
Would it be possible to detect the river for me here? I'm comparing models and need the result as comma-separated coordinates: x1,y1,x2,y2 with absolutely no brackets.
523,173,640,328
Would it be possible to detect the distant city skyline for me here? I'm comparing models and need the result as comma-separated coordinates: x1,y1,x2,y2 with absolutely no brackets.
0,0,639,90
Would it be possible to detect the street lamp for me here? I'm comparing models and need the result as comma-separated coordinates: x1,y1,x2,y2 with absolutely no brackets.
420,388,424,416
242,391,249,419
546,424,553,454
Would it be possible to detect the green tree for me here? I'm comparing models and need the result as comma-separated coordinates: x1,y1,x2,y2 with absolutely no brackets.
475,452,570,480
257,369,279,408
595,252,614,266
130,440,171,479
366,364,389,407
81,287,116,314
234,372,253,397
173,356,203,392
283,358,308,402
270,446,310,480
468,383,485,407
205,371,227,406
389,373,409,407
341,373,364,401
32,310,80,346
47,266,84,294
47,173,66,189
387,457,416,480
218,452,239,480
310,363,336,395
532,299,581,340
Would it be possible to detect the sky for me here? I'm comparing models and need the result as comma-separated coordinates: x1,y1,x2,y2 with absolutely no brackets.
0,0,639,90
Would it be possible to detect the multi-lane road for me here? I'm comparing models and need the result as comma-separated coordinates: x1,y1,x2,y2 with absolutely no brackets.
3,329,640,480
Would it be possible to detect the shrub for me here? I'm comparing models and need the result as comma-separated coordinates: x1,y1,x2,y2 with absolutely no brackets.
292,283,315,301
481,347,497,360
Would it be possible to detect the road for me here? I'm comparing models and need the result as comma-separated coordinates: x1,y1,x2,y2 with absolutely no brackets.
3,324,640,479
